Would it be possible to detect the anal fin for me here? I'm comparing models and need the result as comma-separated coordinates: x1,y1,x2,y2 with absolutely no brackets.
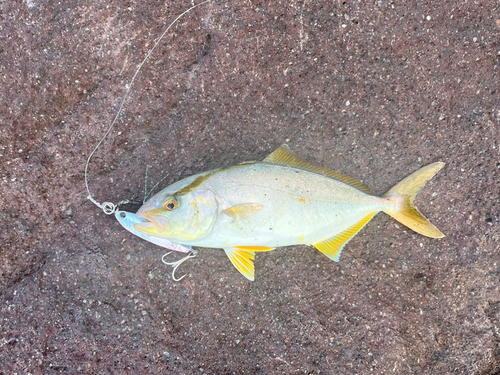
224,248,256,281
313,212,376,261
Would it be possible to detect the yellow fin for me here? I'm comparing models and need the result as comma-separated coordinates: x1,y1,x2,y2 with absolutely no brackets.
383,162,445,238
224,248,255,281
222,203,263,220
313,212,376,261
264,144,372,194
233,245,275,252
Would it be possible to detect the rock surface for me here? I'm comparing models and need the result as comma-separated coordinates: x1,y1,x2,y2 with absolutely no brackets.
1,0,499,374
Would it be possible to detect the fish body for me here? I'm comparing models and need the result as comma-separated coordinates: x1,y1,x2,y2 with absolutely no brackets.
155,163,384,249
132,145,445,280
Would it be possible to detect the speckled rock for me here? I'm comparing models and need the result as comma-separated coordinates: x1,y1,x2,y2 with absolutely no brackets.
1,0,500,374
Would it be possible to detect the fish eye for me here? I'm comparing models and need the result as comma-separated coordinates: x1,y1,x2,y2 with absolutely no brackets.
164,197,179,211
120,212,126,218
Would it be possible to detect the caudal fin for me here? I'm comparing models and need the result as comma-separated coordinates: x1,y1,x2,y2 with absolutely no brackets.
383,162,445,238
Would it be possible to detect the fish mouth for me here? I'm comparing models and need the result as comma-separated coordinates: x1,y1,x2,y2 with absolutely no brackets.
134,208,169,234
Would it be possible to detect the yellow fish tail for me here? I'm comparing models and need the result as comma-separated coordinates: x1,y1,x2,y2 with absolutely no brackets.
383,162,445,238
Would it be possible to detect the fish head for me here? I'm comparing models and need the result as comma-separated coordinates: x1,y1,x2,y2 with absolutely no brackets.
134,187,218,243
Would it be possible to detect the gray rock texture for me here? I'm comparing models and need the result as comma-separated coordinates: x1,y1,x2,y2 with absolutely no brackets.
1,0,500,374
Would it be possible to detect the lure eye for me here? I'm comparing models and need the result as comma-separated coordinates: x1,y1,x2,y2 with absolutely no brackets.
164,197,179,211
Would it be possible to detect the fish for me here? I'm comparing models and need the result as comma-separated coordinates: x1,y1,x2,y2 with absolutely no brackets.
131,145,445,281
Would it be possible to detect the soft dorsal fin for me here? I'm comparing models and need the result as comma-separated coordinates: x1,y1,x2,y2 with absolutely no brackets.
224,248,256,281
263,144,373,195
313,212,376,261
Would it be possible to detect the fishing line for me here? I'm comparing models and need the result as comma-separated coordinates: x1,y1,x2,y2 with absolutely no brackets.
84,0,216,215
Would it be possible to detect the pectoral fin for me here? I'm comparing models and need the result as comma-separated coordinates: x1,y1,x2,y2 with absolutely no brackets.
222,203,263,220
313,212,376,261
224,248,256,281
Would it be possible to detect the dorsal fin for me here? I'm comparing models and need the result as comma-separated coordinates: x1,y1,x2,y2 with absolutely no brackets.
263,145,373,194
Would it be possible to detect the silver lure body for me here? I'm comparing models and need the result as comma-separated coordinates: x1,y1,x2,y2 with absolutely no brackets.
115,210,192,253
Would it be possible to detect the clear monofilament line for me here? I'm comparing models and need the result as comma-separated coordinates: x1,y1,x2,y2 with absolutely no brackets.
84,0,216,214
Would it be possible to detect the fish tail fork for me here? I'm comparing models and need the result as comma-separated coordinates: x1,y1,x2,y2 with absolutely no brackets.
382,162,445,238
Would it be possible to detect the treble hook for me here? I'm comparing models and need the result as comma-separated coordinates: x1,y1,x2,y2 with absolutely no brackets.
161,251,197,281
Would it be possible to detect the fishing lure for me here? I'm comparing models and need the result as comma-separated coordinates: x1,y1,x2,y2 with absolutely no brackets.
116,210,195,281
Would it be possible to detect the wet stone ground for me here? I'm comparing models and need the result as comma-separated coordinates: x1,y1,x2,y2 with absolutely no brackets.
1,0,500,374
